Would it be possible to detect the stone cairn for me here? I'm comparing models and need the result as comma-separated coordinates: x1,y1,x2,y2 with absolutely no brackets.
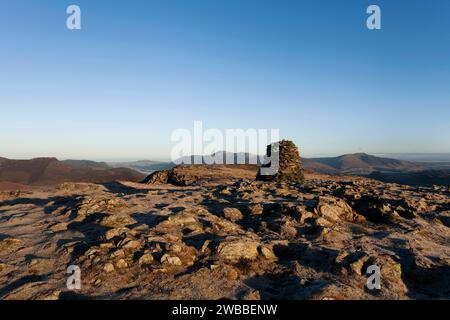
256,140,304,183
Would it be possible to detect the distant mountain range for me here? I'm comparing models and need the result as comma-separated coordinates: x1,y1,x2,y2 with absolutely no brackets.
374,153,450,163
107,152,450,187
302,153,423,175
0,157,146,189
1,152,449,189
107,152,263,174
105,152,426,175
302,153,450,186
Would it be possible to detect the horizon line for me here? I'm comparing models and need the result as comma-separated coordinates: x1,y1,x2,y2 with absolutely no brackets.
2,151,450,163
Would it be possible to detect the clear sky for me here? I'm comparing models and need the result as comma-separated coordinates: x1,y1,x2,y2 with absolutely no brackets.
1,0,449,161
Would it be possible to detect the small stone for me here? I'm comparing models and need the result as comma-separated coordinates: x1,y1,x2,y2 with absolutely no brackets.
315,217,332,227
105,229,120,241
110,249,125,258
218,199,230,205
200,240,211,254
299,211,314,224
165,234,179,242
227,268,239,280
220,189,232,196
0,237,24,253
116,259,128,269
223,208,244,222
100,243,114,249
122,240,141,250
85,248,100,258
169,243,182,253
260,246,277,260
240,289,261,300
280,223,297,238
50,222,68,232
338,251,370,276
138,253,154,265
41,290,61,300
161,254,182,266
27,258,54,272
249,204,264,216
104,263,115,273
350,256,370,275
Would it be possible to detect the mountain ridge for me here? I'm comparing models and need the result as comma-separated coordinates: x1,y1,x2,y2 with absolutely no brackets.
1,153,449,188
0,157,146,188
303,153,423,175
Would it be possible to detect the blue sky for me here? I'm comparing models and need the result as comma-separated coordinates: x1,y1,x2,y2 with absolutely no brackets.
1,0,449,161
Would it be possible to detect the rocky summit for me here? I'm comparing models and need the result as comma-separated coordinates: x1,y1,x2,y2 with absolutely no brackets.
0,162,448,300
257,140,305,183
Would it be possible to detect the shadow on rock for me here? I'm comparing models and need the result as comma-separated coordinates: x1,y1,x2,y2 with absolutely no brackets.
97,181,148,196
244,272,329,299
0,274,50,299
273,243,340,273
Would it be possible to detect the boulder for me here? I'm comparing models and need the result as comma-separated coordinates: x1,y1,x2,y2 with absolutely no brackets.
0,237,23,254
223,208,244,222
142,166,198,186
316,196,365,223
161,254,183,266
217,240,260,261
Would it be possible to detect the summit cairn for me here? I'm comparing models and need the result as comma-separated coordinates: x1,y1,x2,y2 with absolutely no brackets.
256,140,304,183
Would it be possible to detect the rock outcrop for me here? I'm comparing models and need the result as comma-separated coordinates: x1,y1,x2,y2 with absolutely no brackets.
141,166,199,186
142,164,258,186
